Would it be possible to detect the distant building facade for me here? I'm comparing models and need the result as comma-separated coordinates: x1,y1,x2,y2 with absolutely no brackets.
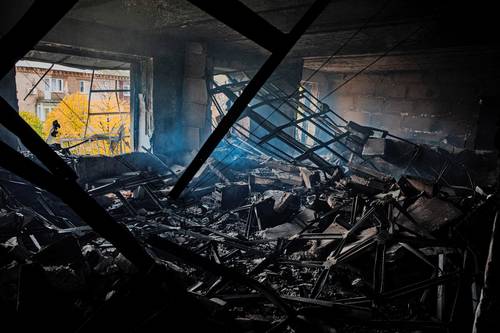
15,61,130,121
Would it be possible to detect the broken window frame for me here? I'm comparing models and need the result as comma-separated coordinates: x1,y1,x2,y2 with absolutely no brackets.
18,44,154,154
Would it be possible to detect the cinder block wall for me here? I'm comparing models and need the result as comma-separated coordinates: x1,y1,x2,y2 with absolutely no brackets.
305,52,500,150
181,42,208,152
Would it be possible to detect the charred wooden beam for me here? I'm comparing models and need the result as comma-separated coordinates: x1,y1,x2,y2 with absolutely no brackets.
473,210,500,333
0,98,76,181
147,234,296,317
186,0,285,53
0,139,156,273
0,0,78,79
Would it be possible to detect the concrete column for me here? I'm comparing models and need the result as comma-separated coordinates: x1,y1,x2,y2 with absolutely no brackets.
131,59,154,151
0,68,21,150
151,49,185,159
181,42,208,153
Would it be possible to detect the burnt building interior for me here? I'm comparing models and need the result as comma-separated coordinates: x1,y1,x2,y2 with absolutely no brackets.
1,1,499,332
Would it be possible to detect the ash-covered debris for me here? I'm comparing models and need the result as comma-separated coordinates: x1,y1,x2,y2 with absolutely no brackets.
0,126,498,332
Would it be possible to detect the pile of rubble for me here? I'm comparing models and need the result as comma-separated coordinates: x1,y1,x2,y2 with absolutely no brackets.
0,131,498,332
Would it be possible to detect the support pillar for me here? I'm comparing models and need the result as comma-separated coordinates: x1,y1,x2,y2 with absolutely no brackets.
0,68,20,150
151,49,185,159
181,42,208,155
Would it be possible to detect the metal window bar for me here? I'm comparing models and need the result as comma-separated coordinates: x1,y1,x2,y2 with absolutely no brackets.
211,93,296,164
256,81,370,162
208,71,374,170
264,82,349,143
224,72,346,140
211,94,297,163
212,81,340,168
261,80,362,158
81,75,131,155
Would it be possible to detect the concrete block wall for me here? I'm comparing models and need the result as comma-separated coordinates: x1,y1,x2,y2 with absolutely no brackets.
153,41,208,160
305,58,500,149
181,42,208,152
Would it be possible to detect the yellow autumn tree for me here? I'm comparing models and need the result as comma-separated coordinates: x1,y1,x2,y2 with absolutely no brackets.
44,93,131,155
19,111,44,138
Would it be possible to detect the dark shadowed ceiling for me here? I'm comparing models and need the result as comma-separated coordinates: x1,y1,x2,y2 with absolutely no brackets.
59,0,498,60
3,0,497,68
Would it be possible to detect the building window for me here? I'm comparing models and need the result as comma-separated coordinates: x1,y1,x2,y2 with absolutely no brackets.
43,78,64,93
123,83,130,96
79,80,89,93
36,104,43,120
36,103,56,121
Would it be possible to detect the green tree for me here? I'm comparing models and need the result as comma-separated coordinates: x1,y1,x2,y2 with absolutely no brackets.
19,111,44,138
